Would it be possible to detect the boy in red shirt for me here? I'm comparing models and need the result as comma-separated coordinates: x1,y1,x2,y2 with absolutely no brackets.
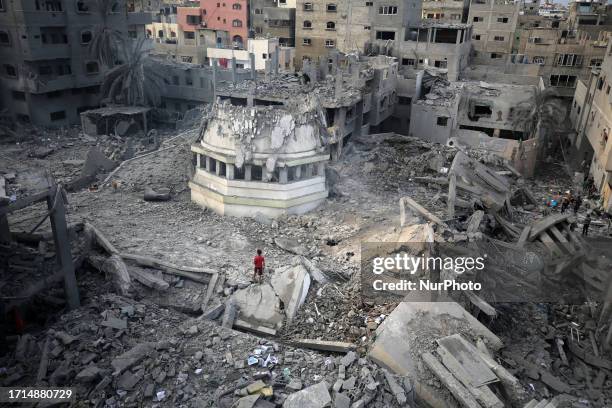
253,249,265,283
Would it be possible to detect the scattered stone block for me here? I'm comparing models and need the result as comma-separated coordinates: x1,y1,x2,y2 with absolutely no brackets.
283,381,332,408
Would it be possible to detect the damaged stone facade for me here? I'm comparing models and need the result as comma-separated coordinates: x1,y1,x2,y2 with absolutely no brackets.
189,93,330,218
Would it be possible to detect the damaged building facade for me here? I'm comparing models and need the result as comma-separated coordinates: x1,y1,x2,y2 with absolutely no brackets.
189,95,330,217
0,0,152,126
570,41,612,212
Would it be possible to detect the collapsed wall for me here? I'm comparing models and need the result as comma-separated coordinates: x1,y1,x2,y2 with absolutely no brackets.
189,94,330,218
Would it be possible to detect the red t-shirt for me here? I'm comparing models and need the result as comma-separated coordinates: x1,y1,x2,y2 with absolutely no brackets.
254,255,265,268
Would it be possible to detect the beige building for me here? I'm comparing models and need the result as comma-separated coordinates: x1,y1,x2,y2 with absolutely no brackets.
250,0,296,47
570,42,612,213
0,0,151,126
468,0,520,66
421,0,469,23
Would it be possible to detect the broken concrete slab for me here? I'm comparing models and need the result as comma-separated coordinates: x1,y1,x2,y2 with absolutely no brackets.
368,302,503,408
275,237,309,256
231,283,284,330
76,365,103,383
283,381,332,408
117,369,143,390
111,342,156,375
232,394,260,408
81,147,117,177
399,196,445,227
100,316,128,330
270,264,311,321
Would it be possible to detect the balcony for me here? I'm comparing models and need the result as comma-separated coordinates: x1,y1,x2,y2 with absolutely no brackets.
22,44,71,61
21,11,67,26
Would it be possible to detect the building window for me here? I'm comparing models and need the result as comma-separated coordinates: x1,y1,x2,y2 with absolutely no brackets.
532,56,544,64
232,2,241,9
437,117,449,126
302,38,311,45
378,5,397,14
39,65,53,75
364,25,371,30
497,17,508,23
0,30,10,45
50,111,66,121
556,54,583,67
472,34,481,40
0,0,5,11
81,30,92,43
375,31,395,40
494,36,504,41
232,19,242,27
365,1,373,4
590,58,603,67
255,8,262,13
262,53,267,59
326,21,335,30
490,53,503,59
434,60,447,69
279,0,286,4
76,0,90,12
473,16,483,22
3,64,17,77
326,3,336,11
186,15,201,25
128,30,137,38
398,96,411,105
184,31,195,39
303,2,313,10
255,26,262,33
12,91,25,101
325,39,335,47
303,20,312,29
401,58,415,66
85,61,99,74
550,74,577,88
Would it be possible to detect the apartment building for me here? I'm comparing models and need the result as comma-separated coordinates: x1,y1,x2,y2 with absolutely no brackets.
294,0,410,69
176,0,249,49
468,0,520,66
570,42,612,212
421,0,469,23
0,0,151,126
513,25,609,97
568,0,612,32
251,0,296,47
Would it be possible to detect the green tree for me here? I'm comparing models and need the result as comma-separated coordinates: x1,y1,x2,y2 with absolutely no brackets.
101,37,165,106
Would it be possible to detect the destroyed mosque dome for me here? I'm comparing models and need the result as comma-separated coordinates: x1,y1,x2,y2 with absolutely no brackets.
198,96,330,168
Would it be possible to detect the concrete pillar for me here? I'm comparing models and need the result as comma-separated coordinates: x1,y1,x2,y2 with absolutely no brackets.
317,161,326,176
273,44,279,75
493,128,500,138
226,163,235,180
415,70,424,99
279,167,288,184
294,165,301,180
215,160,221,176
250,53,256,79
212,59,217,99
456,29,461,44
196,154,201,168
304,163,313,178
231,56,237,84
245,165,252,181
205,156,211,171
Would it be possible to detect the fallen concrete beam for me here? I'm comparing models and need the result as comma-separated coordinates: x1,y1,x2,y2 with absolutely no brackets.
421,352,482,408
291,339,356,353
400,196,445,226
233,318,277,336
128,267,170,291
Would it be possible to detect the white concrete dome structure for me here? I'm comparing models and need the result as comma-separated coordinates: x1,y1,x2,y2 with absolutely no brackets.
189,95,330,218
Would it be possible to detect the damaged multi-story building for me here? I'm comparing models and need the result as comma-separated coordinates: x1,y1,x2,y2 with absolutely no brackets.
0,0,152,126
408,76,539,176
570,41,612,212
421,0,469,23
468,0,520,66
250,0,296,47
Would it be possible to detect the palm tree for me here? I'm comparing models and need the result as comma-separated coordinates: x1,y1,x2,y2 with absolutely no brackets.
101,37,165,106
88,0,125,67
511,87,566,141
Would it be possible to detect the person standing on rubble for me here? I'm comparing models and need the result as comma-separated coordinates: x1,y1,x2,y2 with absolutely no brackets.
253,249,265,283
561,193,570,213
573,195,583,214
582,213,592,236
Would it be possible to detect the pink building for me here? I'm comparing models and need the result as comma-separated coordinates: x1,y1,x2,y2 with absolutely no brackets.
177,0,248,49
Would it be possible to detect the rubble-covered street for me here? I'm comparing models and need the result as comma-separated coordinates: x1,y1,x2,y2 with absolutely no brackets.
1,120,612,408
